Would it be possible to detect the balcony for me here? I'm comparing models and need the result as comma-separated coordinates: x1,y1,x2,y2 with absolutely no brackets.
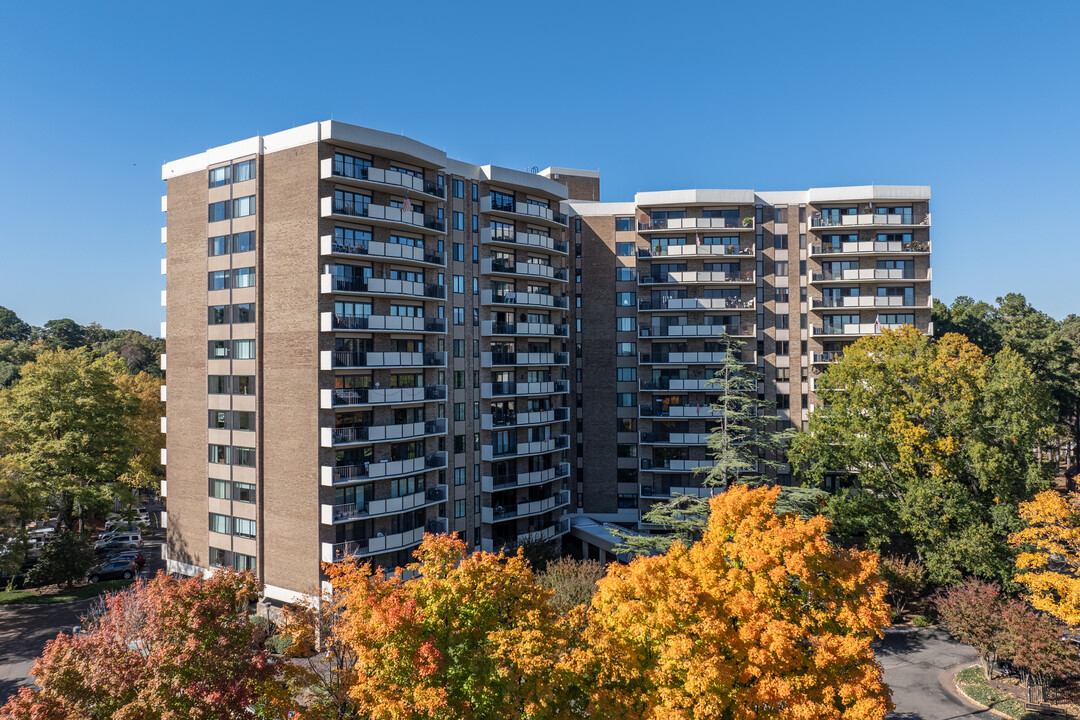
320,235,445,266
639,351,754,365
811,295,930,310
480,380,569,399
810,268,931,283
482,490,570,524
323,519,448,562
481,227,568,254
480,435,570,461
638,244,754,258
812,322,914,337
481,407,569,430
810,239,930,257
481,462,570,492
321,158,445,201
322,312,446,333
320,350,446,370
638,270,755,285
320,385,446,409
639,404,721,418
480,196,568,227
320,274,446,300
639,323,752,338
322,484,448,524
640,431,710,445
637,217,754,233
480,351,569,368
640,484,714,499
639,378,718,392
811,351,844,365
640,458,717,472
638,297,755,312
810,212,930,229
480,517,571,553
321,418,447,448
321,451,448,486
480,257,568,282
480,320,569,338
480,289,569,310
321,196,445,234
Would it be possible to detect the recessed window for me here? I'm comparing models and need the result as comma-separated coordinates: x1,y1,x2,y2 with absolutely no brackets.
616,242,635,256
615,217,634,232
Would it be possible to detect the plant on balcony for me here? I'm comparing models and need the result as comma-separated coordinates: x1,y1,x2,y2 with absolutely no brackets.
740,216,753,227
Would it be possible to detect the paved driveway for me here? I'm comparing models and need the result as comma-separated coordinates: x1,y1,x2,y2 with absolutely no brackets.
878,627,988,719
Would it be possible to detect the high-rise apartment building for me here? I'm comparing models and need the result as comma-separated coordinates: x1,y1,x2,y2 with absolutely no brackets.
160,121,931,599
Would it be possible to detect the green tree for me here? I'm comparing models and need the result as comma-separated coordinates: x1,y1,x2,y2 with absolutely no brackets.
40,318,86,350
619,340,795,554
932,296,1001,354
24,528,95,589
0,349,139,527
791,327,1052,584
0,306,30,343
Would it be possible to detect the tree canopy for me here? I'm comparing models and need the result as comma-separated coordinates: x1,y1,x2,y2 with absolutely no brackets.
1009,489,1080,626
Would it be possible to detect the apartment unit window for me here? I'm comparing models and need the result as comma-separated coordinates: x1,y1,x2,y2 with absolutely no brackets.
616,418,637,432
776,367,791,381
209,513,230,535
208,201,230,222
615,217,634,231
454,371,465,389
616,443,637,458
233,267,256,288
209,305,228,325
775,341,790,356
453,307,464,325
878,313,915,326
209,341,230,359
616,367,637,382
454,499,466,518
776,393,791,409
208,166,231,188
234,482,255,503
209,235,229,256
616,342,636,357
616,292,635,307
454,467,466,486
233,517,256,539
774,287,789,303
452,179,464,198
232,196,256,218
616,242,634,256
472,215,479,233
774,261,789,276
452,243,464,262
334,189,370,216
453,212,464,230
773,234,788,249
615,267,635,281
233,340,255,359
333,152,371,178
776,314,789,329
471,183,478,201
453,275,464,294
618,494,639,509
453,339,464,357
616,317,637,332
454,403,466,421
616,393,636,407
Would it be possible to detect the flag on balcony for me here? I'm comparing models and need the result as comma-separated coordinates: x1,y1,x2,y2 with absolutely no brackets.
402,194,412,214
640,210,650,228
874,317,882,333
695,233,701,246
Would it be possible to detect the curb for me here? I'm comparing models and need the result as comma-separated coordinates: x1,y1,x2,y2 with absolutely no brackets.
950,665,1025,720
882,626,922,634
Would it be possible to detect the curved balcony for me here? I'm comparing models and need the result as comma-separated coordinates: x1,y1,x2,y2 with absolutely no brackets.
640,431,710,445
480,289,569,310
481,435,569,461
480,351,569,368
810,212,930,229
639,351,755,365
638,297,754,312
482,490,570,524
638,270,755,285
320,235,445,267
639,323,752,338
811,295,930,310
321,418,447,448
321,451,448,486
481,407,569,430
321,196,445,235
812,322,925,337
638,244,754,258
637,217,753,233
321,350,445,370
320,385,446,409
321,158,445,201
322,312,446,333
810,239,930,257
323,517,448,562
480,196,568,228
639,458,717,472
481,227,568,254
320,274,446,300
639,378,719,392
480,380,569,399
481,257,568,282
480,320,569,338
639,404,721,418
322,484,448,525
811,268,931,283
481,517,571,553
481,462,570,492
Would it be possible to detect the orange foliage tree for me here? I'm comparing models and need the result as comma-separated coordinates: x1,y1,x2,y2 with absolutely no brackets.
1009,489,1080,626
573,485,892,720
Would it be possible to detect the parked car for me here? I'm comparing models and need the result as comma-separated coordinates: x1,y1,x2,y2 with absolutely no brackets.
94,532,141,550
87,559,137,583
104,520,141,534
105,549,146,571
95,540,141,556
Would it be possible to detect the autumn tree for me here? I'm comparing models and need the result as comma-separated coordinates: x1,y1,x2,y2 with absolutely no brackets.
878,556,928,618
577,485,892,720
997,599,1080,698
0,570,281,719
538,557,606,611
1009,489,1080,626
113,370,164,489
792,327,1053,584
934,579,1008,677
316,534,578,720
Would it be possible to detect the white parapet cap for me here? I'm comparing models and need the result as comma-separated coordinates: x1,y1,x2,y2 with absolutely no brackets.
481,164,568,201
539,166,600,179
567,200,637,217
635,188,756,207
804,184,930,203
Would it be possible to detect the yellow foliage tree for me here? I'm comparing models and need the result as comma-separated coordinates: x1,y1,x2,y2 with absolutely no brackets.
575,485,892,720
1010,490,1080,626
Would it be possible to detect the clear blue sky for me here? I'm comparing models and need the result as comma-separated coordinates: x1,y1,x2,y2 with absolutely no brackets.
1,0,1077,336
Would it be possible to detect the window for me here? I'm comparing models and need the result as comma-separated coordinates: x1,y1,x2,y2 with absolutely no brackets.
452,179,464,198
232,232,254,253
208,444,230,464
472,278,478,295
454,435,465,454
455,499,466,518
454,371,465,389
615,267,635,281
232,196,256,218
209,479,230,499
454,403,466,421
209,410,229,429
616,418,637,432
616,392,636,407
616,443,637,458
453,307,464,325
452,243,464,262
616,367,637,382
453,211,464,230
615,217,634,232
776,393,791,409
615,342,636,357
615,292,636,306
454,467,466,486
208,166,231,188
209,201,228,222
775,340,789,356
234,376,255,395
232,553,256,572
774,261,788,276
233,446,256,467
233,340,256,359
233,267,255,288
208,235,229,256
209,341,230,359
616,317,637,332
453,275,464,294
233,303,254,323
234,482,255,503
616,242,634,256
472,214,479,233
453,339,465,357
618,494,639,509
232,517,256,539
471,183,478,201
774,287,789,303
775,207,788,224
209,305,228,325
209,270,230,290
233,159,255,183
776,314,789,329
209,513,230,535
776,367,791,381
773,234,788,250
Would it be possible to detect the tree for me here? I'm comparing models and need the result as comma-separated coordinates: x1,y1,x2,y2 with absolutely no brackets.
113,370,164,489
576,485,892,720
878,556,928,618
1009,489,1080,626
997,599,1080,699
791,327,1053,584
24,528,94,589
317,534,577,720
0,349,139,527
0,570,282,720
537,557,606,611
40,318,86,350
0,306,30,343
934,579,1008,678
619,339,795,554
932,296,1001,355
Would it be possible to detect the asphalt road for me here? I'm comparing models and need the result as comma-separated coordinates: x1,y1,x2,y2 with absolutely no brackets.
878,627,987,719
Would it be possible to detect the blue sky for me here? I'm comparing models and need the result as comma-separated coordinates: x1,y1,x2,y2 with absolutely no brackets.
0,0,1076,335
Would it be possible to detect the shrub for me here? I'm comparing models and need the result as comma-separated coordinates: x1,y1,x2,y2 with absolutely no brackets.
912,614,933,627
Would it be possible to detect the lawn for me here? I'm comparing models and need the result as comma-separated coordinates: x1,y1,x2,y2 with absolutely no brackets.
0,579,134,606
955,666,1060,720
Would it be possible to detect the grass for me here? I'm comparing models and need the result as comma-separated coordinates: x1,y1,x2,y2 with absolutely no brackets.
955,665,1058,720
0,579,134,606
